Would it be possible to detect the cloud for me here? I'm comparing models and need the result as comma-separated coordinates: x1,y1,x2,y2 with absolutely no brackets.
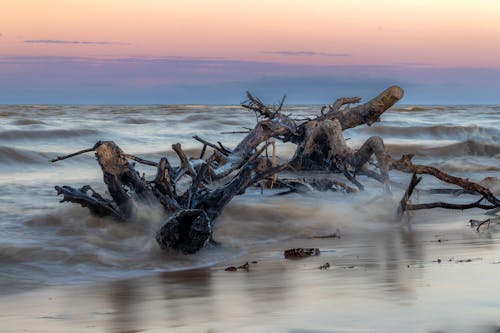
263,51,351,57
399,62,434,67
24,39,131,45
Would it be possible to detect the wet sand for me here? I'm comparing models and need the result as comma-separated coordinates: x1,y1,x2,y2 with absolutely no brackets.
2,211,500,333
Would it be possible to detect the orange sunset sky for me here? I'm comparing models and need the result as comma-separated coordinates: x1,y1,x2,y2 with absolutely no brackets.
1,0,500,103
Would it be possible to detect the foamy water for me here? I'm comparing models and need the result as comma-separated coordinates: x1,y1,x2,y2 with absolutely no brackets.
0,104,499,292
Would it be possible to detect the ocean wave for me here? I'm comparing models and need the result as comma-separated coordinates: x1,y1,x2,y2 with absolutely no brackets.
121,117,154,124
0,146,99,166
0,146,52,164
0,111,17,117
15,207,165,267
391,105,468,112
0,205,242,281
0,244,79,265
387,140,500,157
479,176,500,195
0,129,99,140
359,125,498,140
11,119,46,126
7,191,394,269
392,106,433,112
438,160,500,173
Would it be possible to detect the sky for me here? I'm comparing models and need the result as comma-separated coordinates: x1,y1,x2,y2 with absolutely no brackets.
1,0,500,104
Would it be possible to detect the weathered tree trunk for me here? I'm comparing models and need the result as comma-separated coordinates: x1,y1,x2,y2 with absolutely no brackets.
52,141,149,219
289,86,402,188
50,85,499,255
289,119,391,190
209,86,403,182
95,141,151,217
53,140,287,254
318,85,404,130
210,110,296,178
156,160,287,253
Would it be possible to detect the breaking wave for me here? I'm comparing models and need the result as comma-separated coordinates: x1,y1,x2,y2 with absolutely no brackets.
387,140,500,157
359,125,499,141
0,129,100,140
0,146,52,164
438,159,500,173
11,119,46,126
391,105,467,112
121,117,154,124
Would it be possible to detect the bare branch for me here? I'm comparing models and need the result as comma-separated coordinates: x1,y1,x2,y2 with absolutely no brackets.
391,154,500,206
397,173,422,220
50,141,103,162
124,154,159,167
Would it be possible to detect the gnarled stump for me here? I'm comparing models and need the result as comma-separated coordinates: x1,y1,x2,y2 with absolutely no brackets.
209,86,404,188
53,140,287,253
156,209,211,254
50,84,498,254
290,119,391,190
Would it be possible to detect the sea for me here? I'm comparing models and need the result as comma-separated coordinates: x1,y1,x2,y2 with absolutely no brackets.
0,104,499,332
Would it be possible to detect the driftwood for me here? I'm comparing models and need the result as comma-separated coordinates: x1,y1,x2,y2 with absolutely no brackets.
51,85,500,253
284,248,320,259
392,154,499,221
470,218,500,232
53,140,287,254
207,86,403,183
391,154,499,206
232,87,498,217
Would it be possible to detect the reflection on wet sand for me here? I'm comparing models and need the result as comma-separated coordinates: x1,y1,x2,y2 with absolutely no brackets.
106,279,143,333
1,206,499,333
1,218,491,333
159,269,214,329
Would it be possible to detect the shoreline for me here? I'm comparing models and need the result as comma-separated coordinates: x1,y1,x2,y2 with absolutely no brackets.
1,103,499,332
2,213,500,333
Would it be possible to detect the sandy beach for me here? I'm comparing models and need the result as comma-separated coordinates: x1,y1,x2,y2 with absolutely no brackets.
1,104,499,333
2,207,500,333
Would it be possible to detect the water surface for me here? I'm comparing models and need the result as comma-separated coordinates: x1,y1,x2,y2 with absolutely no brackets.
0,104,499,332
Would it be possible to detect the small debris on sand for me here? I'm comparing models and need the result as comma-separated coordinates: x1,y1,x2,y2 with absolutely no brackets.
318,263,330,270
284,248,320,259
454,258,482,263
237,262,250,271
312,229,341,239
431,239,448,243
225,261,251,272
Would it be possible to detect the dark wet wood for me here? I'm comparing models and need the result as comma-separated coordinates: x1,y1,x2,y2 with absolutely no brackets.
393,156,499,217
284,248,320,259
54,139,288,253
55,185,124,220
50,141,103,162
391,154,500,206
409,201,495,211
397,173,422,220
50,85,498,254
